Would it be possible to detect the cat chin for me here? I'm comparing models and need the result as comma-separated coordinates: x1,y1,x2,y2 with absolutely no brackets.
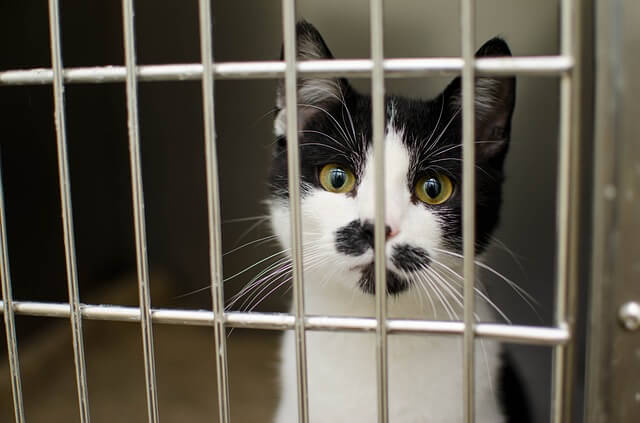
348,262,411,295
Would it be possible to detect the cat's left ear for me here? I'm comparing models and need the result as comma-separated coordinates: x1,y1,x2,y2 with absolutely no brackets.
444,37,516,163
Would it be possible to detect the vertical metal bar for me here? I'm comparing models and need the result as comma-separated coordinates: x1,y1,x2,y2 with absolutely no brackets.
281,1,310,422
586,0,640,420
461,0,476,422
47,1,91,421
0,160,26,423
551,0,581,421
369,1,389,422
121,1,160,422
586,0,640,419
197,1,231,422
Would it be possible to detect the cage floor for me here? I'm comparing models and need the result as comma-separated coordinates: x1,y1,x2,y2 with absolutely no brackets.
0,273,280,422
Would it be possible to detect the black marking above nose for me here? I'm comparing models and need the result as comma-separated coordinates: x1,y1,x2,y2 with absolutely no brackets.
391,244,431,272
335,220,370,256
335,220,393,256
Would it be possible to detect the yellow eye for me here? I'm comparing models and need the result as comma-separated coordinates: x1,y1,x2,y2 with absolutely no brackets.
415,173,454,205
319,164,356,193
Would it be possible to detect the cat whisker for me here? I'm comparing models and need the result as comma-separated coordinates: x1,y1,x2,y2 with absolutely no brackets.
427,157,494,179
299,102,357,148
224,234,280,257
421,95,446,157
227,242,333,310
488,236,528,277
416,269,456,320
223,215,271,224
299,130,346,150
242,255,331,312
302,85,359,148
226,255,292,309
299,141,350,159
402,268,437,317
423,140,503,165
432,247,541,321
426,263,506,323
420,108,461,158
425,269,463,320
230,217,271,249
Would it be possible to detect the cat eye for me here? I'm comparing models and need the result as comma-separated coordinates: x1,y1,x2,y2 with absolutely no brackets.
319,164,356,193
415,173,454,205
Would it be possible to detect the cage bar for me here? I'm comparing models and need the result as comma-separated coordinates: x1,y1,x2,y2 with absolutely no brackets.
0,162,25,422
281,1,310,422
551,0,582,422
460,0,476,421
121,1,160,422
197,1,232,422
0,56,573,86
369,0,389,422
0,2,590,421
47,0,92,421
0,300,571,345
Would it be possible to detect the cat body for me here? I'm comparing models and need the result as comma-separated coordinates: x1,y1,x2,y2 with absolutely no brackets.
267,21,519,422
275,271,505,422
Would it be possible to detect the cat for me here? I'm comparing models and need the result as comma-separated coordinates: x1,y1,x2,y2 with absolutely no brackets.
267,20,527,422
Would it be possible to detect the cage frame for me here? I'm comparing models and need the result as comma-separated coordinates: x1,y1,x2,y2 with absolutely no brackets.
0,0,584,422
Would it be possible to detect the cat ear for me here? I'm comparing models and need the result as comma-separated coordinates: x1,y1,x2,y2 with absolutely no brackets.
275,21,348,134
443,37,516,163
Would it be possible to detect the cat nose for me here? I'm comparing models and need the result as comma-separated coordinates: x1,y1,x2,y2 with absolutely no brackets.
361,221,397,248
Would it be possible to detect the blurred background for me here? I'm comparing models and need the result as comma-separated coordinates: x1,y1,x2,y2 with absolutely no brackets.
0,0,593,421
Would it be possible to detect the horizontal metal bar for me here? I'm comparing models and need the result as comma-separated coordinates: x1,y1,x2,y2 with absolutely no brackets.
0,56,573,86
0,300,569,345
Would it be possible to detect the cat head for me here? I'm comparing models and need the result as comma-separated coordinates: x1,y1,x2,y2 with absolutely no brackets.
269,21,515,295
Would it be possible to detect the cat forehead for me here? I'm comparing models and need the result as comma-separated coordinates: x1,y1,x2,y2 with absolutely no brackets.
360,125,412,182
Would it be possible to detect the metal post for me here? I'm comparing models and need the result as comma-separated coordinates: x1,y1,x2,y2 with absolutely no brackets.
551,0,581,421
0,159,25,422
370,0,389,423
461,0,476,421
369,1,389,422
47,0,91,420
197,0,232,421
121,1,160,421
281,1,310,422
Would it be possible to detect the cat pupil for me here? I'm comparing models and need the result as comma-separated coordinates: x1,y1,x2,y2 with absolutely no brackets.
424,178,441,198
330,169,346,188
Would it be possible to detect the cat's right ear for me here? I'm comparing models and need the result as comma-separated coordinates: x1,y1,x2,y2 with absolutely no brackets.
441,37,516,167
275,20,349,136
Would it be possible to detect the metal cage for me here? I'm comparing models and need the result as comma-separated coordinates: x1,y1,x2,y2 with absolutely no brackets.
0,0,636,422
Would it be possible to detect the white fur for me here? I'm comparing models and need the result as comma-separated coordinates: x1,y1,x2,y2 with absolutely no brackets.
269,126,505,422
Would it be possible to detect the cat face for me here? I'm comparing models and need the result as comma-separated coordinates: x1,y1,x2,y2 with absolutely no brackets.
269,21,515,295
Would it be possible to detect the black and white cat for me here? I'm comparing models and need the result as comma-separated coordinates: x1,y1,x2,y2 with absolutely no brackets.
268,21,526,422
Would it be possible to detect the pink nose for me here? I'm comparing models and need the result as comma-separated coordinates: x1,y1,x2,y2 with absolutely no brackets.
387,227,399,240
363,221,399,244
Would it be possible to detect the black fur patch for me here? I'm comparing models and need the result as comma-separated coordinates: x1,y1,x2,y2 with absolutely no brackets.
391,244,431,272
335,220,372,256
499,352,533,423
357,264,410,295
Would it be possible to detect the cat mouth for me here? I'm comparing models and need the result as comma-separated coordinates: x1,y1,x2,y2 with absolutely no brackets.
347,245,431,295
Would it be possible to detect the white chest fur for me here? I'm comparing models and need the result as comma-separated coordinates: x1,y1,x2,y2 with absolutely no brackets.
274,272,506,423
